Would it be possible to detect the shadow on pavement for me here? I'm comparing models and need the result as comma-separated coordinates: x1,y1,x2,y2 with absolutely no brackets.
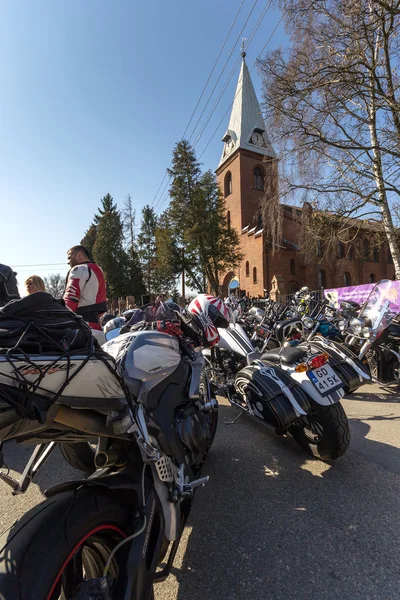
166,404,400,600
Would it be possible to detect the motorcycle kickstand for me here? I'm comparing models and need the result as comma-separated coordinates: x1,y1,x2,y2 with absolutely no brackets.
0,442,57,494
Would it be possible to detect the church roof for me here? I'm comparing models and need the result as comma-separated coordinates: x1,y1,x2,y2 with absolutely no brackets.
218,54,276,168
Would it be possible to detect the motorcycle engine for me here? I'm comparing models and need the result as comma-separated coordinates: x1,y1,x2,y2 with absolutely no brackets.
176,407,211,466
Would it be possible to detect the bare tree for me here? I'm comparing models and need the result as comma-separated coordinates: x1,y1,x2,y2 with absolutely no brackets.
259,0,400,277
44,274,65,298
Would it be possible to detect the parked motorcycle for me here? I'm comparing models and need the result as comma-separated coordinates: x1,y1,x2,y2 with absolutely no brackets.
0,293,217,599
190,295,360,460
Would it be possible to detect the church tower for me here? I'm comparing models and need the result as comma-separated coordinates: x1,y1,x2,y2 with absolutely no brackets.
216,51,277,296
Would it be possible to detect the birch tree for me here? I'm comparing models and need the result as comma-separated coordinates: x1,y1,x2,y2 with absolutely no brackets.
259,0,400,277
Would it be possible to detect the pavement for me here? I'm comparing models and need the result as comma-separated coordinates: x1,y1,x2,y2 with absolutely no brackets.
1,384,400,600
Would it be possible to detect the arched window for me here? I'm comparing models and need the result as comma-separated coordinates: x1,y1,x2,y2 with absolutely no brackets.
373,247,379,262
317,269,326,288
337,241,345,259
254,167,264,191
290,258,296,275
344,272,351,286
364,239,370,260
253,267,257,283
369,273,376,283
227,210,231,231
224,171,232,197
245,261,250,277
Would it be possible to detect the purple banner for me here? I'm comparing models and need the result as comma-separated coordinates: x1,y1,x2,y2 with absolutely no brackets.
324,281,400,310
324,283,374,307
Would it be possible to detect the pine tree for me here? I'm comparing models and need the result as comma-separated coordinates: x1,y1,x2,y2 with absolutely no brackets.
92,194,128,299
137,205,158,295
165,140,242,294
122,194,145,300
81,223,97,259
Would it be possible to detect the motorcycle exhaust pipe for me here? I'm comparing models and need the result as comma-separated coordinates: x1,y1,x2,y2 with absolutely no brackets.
94,449,127,469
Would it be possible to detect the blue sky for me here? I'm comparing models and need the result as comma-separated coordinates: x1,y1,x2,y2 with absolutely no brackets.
0,0,286,286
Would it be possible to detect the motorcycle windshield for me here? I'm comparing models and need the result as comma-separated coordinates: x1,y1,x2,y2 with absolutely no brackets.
359,279,399,334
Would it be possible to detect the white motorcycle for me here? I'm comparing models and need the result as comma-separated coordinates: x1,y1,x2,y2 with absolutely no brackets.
0,294,217,599
203,310,366,460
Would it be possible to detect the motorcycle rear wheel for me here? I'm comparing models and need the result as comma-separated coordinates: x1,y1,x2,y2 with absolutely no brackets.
289,401,350,460
0,486,156,600
60,441,96,472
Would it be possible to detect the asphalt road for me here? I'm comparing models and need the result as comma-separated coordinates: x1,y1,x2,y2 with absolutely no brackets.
0,384,399,600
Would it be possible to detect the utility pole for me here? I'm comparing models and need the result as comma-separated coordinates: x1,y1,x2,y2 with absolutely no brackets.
181,247,185,300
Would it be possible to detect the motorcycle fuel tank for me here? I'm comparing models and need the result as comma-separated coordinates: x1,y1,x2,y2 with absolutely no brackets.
217,323,255,357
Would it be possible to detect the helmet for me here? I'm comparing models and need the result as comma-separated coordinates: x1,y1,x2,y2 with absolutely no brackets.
103,317,125,333
101,312,114,326
188,294,230,346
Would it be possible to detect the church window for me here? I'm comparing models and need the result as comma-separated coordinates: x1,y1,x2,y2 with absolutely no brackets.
344,272,351,286
227,211,231,231
317,240,324,257
254,167,264,191
364,239,371,260
290,258,296,275
224,172,232,197
369,273,376,283
372,247,379,262
245,261,250,277
317,269,326,288
253,267,257,283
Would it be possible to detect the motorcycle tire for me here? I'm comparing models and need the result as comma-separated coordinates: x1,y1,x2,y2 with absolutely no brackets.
0,486,156,600
60,441,96,472
289,401,350,460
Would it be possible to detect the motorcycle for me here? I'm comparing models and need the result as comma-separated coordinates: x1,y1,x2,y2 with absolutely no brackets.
0,294,217,599
202,308,361,460
344,279,400,384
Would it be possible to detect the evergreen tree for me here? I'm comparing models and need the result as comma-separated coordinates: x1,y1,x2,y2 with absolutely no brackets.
81,223,97,259
122,194,145,300
165,140,242,295
92,194,128,299
137,205,158,295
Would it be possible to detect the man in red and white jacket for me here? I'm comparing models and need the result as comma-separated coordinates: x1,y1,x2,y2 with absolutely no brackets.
64,245,107,331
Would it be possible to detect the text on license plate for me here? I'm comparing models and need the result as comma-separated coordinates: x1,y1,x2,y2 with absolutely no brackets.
307,365,343,397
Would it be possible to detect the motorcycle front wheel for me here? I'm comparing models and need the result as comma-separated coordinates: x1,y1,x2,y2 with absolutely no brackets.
289,401,350,460
0,485,157,600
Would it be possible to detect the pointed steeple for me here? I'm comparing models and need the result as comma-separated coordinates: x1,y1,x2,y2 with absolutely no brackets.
218,54,276,168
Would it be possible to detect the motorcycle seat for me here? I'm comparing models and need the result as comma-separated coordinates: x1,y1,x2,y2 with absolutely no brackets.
261,346,307,365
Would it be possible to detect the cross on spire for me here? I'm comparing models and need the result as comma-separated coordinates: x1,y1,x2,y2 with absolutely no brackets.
241,37,246,58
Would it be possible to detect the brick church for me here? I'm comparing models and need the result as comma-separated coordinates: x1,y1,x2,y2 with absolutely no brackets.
216,52,395,298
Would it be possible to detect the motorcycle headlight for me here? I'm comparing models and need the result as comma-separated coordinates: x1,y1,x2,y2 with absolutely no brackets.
349,317,363,334
338,320,346,332
302,317,314,329
361,327,371,338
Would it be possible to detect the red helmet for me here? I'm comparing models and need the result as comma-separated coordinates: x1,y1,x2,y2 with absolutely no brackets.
188,294,231,346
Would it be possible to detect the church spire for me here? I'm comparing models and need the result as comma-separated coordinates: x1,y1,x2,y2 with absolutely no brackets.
218,53,276,168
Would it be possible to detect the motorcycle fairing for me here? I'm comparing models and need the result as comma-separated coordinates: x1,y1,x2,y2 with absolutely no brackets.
217,323,254,357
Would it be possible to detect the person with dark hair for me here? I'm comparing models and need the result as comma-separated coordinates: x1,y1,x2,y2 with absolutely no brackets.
0,264,20,307
64,245,107,332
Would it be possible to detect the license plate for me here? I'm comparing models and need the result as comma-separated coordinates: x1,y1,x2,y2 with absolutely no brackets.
307,364,343,397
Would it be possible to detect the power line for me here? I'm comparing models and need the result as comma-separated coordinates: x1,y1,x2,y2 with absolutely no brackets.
181,0,245,141
188,0,259,144
198,10,285,161
150,0,246,211
156,1,276,215
12,263,67,268
193,0,274,150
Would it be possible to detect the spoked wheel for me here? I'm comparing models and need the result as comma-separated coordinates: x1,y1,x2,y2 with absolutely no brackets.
0,485,160,600
289,401,350,460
